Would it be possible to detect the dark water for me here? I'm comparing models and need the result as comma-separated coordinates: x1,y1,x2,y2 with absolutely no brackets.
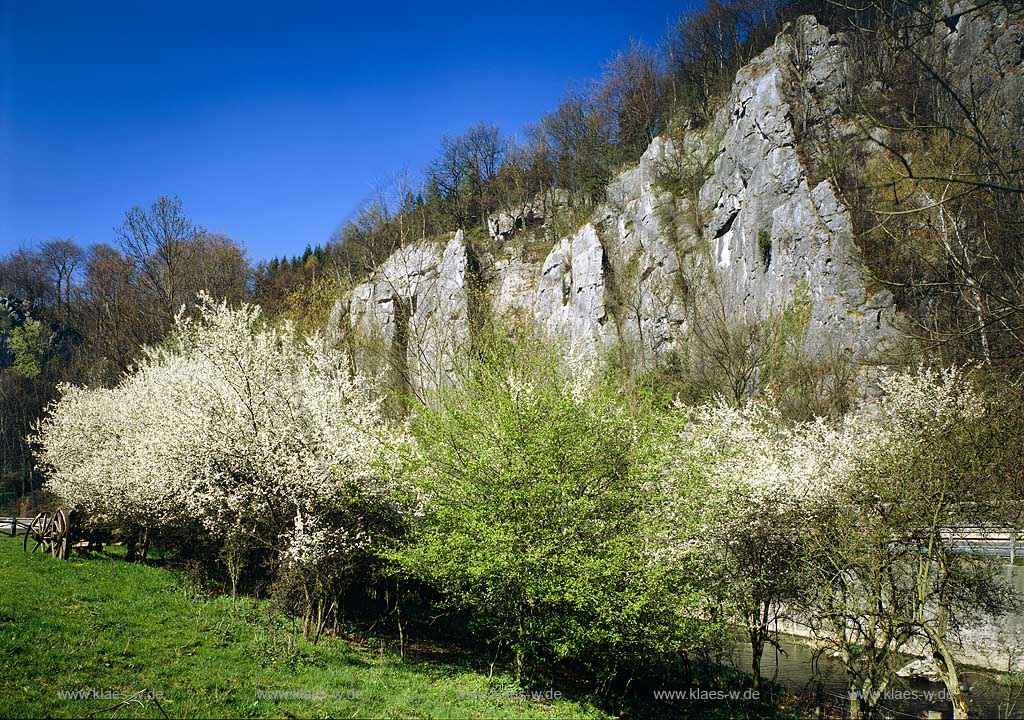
728,635,1024,719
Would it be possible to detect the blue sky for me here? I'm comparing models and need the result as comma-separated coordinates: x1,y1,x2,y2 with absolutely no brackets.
1,1,691,261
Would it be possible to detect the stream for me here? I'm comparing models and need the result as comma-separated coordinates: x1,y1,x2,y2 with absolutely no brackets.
726,566,1024,719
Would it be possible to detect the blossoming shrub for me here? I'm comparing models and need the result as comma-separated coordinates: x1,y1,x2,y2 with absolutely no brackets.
659,397,830,688
386,334,718,683
801,367,1024,718
665,366,1024,717
36,297,403,630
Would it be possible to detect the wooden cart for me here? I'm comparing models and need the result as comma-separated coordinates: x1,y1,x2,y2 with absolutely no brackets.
20,508,104,559
22,509,70,558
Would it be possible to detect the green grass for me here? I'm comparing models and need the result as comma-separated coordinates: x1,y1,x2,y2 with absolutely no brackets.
0,538,608,719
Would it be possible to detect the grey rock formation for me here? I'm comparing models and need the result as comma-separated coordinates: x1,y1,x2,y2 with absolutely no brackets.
485,223,617,361
699,20,897,358
338,231,471,399
940,1,1024,156
336,16,914,388
487,197,544,244
601,136,695,365
942,1,1024,104
896,656,943,682
535,224,616,360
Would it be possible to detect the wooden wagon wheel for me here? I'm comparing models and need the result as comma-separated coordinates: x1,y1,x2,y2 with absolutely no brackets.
51,508,69,559
23,511,53,555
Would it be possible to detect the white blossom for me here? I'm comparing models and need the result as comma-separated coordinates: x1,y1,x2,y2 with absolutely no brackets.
35,295,408,568
657,365,986,563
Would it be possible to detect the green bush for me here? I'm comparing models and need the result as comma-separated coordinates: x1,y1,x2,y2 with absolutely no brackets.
386,335,711,684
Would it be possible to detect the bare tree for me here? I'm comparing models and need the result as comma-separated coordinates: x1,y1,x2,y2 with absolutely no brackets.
600,39,667,159
799,373,1024,719
189,232,250,304
115,195,202,324
537,88,615,203
427,123,508,231
39,239,84,321
463,123,508,228
428,136,473,230
75,244,151,380
836,0,1024,374
666,0,778,121
688,276,783,405
0,247,55,308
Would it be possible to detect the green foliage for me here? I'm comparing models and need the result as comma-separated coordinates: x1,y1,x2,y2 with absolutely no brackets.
387,335,712,683
278,275,343,339
775,283,813,357
7,318,51,378
520,234,558,264
549,202,597,243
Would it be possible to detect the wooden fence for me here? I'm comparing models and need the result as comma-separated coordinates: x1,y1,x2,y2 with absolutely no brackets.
1,517,35,537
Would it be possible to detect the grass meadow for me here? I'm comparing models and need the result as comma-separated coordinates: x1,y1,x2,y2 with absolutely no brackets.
0,537,608,719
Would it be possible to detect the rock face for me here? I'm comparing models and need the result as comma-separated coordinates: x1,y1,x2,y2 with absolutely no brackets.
601,135,695,365
535,224,616,360
942,0,1024,110
341,232,471,400
330,11,1020,389
896,657,943,682
700,20,898,359
941,0,1024,162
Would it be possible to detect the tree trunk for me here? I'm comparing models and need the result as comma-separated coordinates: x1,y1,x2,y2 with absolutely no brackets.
848,687,863,720
931,639,970,718
750,625,764,690
853,678,885,720
514,617,525,684
302,584,312,641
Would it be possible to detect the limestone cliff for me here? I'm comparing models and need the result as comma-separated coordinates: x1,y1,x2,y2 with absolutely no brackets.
328,12,1016,394
333,233,471,400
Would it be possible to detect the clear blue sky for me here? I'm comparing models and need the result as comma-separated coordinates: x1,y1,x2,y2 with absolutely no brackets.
1,1,692,261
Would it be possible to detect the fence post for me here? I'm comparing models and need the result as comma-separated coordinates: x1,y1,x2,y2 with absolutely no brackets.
1011,532,1017,566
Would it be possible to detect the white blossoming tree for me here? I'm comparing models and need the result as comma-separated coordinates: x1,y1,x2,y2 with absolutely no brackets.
802,367,1024,720
663,398,827,690
664,366,1024,718
36,296,404,637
